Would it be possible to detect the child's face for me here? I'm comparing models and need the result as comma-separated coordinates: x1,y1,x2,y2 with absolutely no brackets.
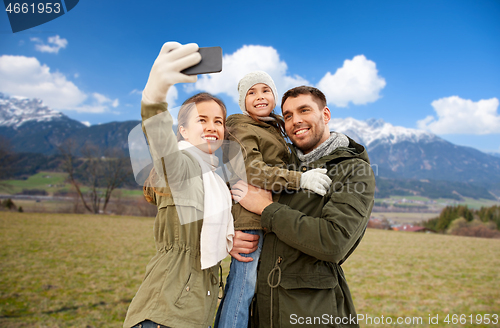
245,83,276,119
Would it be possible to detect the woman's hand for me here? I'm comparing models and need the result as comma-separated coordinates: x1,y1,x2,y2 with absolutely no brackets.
142,42,201,104
230,231,260,262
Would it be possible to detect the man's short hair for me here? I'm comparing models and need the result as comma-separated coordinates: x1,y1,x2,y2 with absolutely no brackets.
281,86,327,110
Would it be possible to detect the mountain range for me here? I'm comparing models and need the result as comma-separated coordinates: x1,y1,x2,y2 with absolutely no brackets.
0,93,138,155
329,118,500,185
1,93,499,200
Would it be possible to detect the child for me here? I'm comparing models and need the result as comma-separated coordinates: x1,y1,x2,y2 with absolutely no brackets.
214,71,331,328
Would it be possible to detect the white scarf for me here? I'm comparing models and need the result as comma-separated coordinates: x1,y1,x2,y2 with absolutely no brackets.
177,140,234,269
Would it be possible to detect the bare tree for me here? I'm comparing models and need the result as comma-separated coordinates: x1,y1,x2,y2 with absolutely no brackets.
0,136,13,192
100,147,131,212
59,139,131,214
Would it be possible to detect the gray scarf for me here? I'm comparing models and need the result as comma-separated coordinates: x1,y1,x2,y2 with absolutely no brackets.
296,132,349,164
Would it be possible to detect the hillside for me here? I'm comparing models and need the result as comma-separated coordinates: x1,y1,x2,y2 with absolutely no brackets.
1,93,500,201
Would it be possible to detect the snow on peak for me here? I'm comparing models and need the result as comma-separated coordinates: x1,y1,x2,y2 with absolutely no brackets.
0,93,64,128
328,117,439,147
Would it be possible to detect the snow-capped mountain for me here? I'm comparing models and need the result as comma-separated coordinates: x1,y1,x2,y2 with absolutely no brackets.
329,117,441,148
0,93,64,129
0,93,140,156
329,117,500,186
0,93,89,154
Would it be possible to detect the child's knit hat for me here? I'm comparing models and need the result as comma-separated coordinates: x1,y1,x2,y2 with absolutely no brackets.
238,71,279,115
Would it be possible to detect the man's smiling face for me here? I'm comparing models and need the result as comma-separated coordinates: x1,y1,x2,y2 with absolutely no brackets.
282,94,331,154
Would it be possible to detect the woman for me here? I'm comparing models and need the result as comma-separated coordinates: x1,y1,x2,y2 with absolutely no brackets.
123,42,234,328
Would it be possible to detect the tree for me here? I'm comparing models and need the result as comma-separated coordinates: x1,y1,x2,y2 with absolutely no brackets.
477,205,500,229
0,136,13,192
447,217,468,234
59,139,131,214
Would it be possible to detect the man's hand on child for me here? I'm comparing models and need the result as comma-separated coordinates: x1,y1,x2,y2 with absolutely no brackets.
231,181,273,215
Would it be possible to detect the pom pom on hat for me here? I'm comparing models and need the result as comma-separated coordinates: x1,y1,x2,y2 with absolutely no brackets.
238,71,279,115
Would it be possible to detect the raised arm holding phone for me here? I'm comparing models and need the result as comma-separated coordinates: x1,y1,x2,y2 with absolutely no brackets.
124,42,232,328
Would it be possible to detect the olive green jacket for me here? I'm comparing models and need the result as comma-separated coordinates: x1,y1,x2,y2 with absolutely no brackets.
226,114,302,230
251,137,375,328
123,102,219,328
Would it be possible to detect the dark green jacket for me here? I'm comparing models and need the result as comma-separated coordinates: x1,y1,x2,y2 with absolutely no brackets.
252,137,375,328
227,114,302,230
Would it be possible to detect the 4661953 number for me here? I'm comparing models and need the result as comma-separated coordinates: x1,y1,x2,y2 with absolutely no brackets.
444,314,498,325
5,2,61,14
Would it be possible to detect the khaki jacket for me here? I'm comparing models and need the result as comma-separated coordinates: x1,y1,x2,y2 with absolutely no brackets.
227,114,302,230
123,102,219,328
251,137,376,328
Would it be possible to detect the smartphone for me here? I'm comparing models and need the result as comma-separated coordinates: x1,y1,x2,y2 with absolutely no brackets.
181,46,223,75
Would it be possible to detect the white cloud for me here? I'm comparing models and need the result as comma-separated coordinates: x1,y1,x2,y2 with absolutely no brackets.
0,55,118,114
166,86,178,108
191,45,308,104
317,55,386,107
190,46,386,110
81,121,91,127
417,96,500,134
164,87,182,124
0,55,86,109
31,35,68,54
92,92,119,108
93,92,111,104
130,86,178,108
74,93,120,113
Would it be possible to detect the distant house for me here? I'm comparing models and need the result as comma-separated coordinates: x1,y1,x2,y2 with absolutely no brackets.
367,217,391,230
392,224,435,233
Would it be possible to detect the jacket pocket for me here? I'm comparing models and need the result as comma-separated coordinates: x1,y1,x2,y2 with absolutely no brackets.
278,274,338,327
174,270,199,308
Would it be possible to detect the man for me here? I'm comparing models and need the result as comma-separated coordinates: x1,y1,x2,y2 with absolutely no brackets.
230,86,375,328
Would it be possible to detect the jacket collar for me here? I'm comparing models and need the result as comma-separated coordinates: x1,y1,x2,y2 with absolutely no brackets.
227,113,276,129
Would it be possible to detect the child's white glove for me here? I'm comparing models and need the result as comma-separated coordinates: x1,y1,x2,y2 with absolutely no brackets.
300,168,332,196
142,42,202,104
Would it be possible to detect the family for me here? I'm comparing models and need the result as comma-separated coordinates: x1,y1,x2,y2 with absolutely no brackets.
123,42,375,328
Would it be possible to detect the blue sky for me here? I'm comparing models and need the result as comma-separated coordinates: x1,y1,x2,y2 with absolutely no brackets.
1,0,499,152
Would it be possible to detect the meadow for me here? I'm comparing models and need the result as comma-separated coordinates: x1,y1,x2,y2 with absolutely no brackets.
0,212,499,328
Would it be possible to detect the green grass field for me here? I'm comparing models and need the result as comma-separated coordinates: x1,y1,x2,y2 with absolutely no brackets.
1,171,144,198
1,212,499,327
2,172,69,195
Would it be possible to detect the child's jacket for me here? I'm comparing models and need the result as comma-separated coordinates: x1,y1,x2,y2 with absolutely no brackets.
227,114,302,230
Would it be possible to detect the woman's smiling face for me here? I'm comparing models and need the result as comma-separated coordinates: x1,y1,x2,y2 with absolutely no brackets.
179,100,225,154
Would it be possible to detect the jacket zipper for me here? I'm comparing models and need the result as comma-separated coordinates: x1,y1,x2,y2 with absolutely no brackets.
268,246,282,328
